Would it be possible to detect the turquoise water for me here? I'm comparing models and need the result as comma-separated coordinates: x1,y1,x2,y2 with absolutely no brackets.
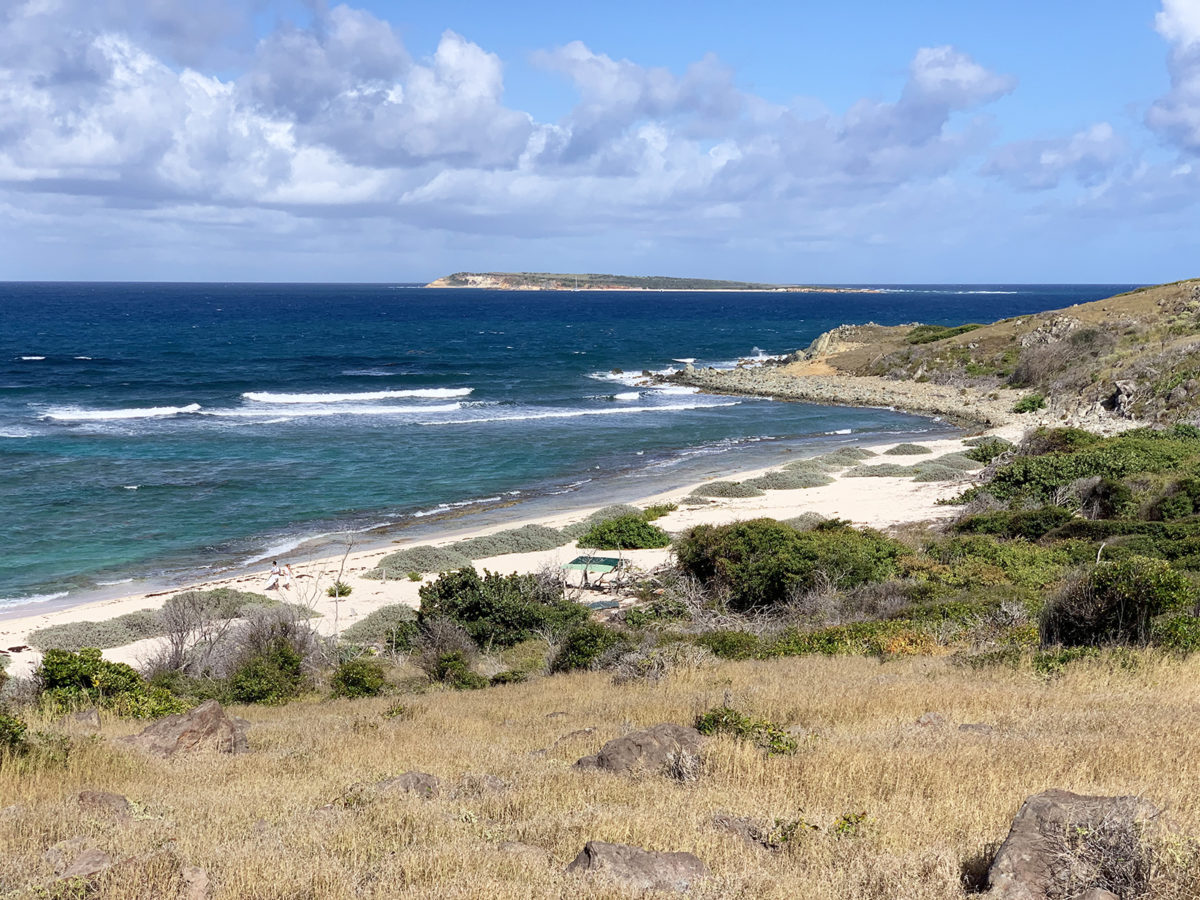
0,282,1139,606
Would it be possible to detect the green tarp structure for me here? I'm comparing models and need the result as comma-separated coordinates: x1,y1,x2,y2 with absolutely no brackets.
562,556,623,574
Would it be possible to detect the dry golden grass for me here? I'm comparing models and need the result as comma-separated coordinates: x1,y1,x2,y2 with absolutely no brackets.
4,652,1200,898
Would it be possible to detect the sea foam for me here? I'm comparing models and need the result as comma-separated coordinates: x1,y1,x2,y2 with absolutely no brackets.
242,388,472,403
422,400,739,426
43,403,202,421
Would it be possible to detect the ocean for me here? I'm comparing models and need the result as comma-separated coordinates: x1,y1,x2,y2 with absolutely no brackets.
0,282,1139,608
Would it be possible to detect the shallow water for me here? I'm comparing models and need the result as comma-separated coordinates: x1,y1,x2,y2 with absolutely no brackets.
0,282,1139,605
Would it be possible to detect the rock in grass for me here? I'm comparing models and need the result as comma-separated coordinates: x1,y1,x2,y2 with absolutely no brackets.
59,848,114,880
986,789,1161,899
123,700,249,757
566,840,709,892
575,723,704,777
77,790,131,818
374,771,441,799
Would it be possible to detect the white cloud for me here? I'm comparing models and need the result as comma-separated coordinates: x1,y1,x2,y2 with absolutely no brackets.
983,123,1126,190
1148,0,1200,152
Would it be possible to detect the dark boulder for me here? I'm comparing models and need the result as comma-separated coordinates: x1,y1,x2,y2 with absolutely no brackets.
566,840,709,892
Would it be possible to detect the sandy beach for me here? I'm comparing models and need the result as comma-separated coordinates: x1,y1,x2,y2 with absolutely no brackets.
0,413,1041,680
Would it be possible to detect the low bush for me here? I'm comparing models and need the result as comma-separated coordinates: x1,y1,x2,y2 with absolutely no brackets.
819,447,877,463
229,638,306,704
691,630,762,660
452,525,568,558
411,618,479,684
1018,426,1103,457
28,609,164,652
341,605,419,652
418,567,587,647
0,711,27,753
782,512,828,531
927,452,983,471
905,323,983,344
963,437,1014,464
843,464,917,478
956,506,1076,541
560,505,644,540
364,545,472,579
688,481,764,499
488,670,527,686
642,503,678,521
1151,614,1200,654
36,648,187,718
746,470,834,491
675,519,903,611
1040,556,1197,646
911,464,963,482
884,443,933,456
578,514,671,550
330,657,387,698
694,706,798,755
431,651,488,690
326,581,352,598
1013,394,1046,413
549,622,629,673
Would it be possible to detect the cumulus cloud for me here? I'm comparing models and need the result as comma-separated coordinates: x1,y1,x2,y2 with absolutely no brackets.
1147,0,1200,152
982,123,1126,191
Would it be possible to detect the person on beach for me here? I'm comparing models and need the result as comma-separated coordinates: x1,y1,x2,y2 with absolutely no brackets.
281,562,293,590
265,561,282,590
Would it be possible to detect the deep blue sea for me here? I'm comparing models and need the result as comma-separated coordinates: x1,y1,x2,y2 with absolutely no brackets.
0,282,1139,608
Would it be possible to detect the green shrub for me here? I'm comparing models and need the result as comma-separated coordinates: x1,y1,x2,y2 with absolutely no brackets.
36,647,187,719
963,437,1014,464
1041,556,1197,646
341,605,419,651
675,519,903,611
622,597,690,629
905,323,983,344
578,514,671,550
746,470,834,490
229,638,305,704
688,481,764,499
691,630,762,660
28,609,164,652
417,567,587,648
1013,394,1046,413
549,622,629,673
0,711,27,753
1018,426,1103,457
326,581,352,598
782,512,828,531
843,463,917,478
489,670,527,686
925,452,982,471
1151,614,1200,654
1031,645,1100,677
911,464,962,482
452,525,568,558
560,505,644,540
330,657,386,698
642,503,678,520
431,651,488,690
929,535,1073,589
884,443,933,456
956,506,1076,541
694,706,798,755
819,447,876,463
364,545,472,580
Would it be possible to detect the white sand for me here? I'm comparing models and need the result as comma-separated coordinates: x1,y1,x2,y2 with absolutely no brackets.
0,425,1026,679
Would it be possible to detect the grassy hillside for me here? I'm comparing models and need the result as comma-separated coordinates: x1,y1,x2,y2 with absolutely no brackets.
3,652,1200,898
794,278,1200,422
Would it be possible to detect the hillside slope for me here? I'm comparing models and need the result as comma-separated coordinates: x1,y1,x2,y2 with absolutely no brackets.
789,279,1200,423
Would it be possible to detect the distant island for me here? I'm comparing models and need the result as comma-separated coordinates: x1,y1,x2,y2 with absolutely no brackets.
424,272,880,292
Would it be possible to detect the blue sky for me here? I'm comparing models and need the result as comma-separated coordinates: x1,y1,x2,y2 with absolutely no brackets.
0,0,1197,283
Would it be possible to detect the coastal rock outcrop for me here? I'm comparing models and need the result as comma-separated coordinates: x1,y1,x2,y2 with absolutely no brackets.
566,840,709,892
574,723,705,777
122,700,249,757
986,789,1161,899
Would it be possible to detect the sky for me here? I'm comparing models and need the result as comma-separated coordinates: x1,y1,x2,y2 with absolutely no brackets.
0,0,1198,283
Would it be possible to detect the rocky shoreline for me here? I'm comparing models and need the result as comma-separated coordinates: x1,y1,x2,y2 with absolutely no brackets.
666,366,1019,429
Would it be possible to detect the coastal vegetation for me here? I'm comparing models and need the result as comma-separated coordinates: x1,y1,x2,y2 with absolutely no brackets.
424,271,861,291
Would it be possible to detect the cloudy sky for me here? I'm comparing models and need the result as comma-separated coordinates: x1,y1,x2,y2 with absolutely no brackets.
1,0,1197,283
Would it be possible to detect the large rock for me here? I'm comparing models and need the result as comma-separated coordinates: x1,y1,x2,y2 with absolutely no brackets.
566,841,709,892
987,789,1160,899
123,700,249,758
77,790,131,818
574,723,704,778
59,848,114,880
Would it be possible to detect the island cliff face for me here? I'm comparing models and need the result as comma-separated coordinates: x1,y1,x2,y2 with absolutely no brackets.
424,272,877,292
